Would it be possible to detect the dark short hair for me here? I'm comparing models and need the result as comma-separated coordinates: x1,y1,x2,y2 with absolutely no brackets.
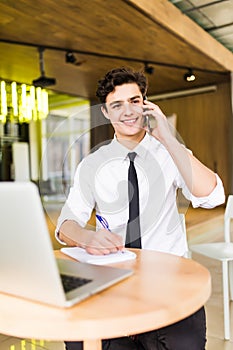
96,67,148,103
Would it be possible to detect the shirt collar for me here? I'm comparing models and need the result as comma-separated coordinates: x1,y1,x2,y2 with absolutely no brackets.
111,132,158,160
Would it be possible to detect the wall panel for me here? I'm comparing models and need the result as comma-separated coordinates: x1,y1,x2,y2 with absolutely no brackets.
156,82,232,195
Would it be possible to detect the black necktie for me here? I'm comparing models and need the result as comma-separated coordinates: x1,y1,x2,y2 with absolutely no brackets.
125,152,142,248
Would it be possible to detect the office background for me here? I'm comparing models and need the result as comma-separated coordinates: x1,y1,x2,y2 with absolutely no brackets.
0,0,233,196
0,1,233,349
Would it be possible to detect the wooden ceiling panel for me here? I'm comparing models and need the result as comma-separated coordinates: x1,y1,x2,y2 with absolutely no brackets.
0,0,227,69
0,0,232,99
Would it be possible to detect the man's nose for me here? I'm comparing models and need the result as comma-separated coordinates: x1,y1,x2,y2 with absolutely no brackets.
123,102,133,115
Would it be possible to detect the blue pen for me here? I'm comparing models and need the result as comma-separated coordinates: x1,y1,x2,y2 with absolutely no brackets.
96,214,111,231
96,215,126,254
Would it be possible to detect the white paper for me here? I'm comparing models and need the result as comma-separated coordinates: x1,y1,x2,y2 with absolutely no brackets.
61,247,136,265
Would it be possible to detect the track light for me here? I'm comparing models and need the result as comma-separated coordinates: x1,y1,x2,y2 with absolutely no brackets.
32,47,56,88
184,68,196,82
144,62,154,75
65,51,86,66
66,51,76,64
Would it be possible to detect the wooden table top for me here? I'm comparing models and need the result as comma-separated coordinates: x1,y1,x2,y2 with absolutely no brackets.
0,249,211,344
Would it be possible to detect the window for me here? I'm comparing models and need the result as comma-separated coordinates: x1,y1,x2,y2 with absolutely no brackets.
41,100,90,200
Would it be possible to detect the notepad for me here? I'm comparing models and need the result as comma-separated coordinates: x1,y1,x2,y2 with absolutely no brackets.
61,247,136,265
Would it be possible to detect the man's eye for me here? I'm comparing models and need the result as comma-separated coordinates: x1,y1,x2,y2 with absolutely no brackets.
132,99,140,104
112,104,121,109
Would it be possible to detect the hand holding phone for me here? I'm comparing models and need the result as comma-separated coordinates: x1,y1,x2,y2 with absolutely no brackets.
142,96,155,133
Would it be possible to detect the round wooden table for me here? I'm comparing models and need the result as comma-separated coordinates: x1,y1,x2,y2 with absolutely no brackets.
0,249,211,350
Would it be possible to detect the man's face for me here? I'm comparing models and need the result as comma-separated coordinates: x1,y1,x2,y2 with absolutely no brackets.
103,83,146,142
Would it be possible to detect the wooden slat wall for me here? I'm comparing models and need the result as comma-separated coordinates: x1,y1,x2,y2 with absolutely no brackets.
157,81,233,195
90,102,114,151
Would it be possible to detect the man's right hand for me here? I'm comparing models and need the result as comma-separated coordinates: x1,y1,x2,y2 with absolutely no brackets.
59,220,123,255
82,228,124,255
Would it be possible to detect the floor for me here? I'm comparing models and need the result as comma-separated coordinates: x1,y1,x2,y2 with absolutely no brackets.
1,204,233,350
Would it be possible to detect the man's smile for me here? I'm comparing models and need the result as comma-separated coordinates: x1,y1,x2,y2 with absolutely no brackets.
120,117,139,125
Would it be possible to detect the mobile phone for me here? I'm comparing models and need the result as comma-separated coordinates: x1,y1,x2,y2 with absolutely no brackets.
143,96,152,133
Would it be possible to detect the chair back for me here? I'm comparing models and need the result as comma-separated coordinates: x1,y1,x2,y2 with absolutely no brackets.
179,213,189,257
179,213,186,234
224,195,233,242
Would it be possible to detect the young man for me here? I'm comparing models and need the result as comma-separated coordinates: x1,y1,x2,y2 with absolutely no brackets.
56,67,225,349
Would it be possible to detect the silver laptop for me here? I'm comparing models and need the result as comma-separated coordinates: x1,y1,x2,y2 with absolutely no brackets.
0,181,133,307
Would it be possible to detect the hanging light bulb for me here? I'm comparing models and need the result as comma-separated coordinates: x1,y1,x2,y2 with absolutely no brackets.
0,79,49,123
0,81,7,123
11,82,18,116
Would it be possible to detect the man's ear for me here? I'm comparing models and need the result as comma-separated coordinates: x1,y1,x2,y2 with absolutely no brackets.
101,105,110,120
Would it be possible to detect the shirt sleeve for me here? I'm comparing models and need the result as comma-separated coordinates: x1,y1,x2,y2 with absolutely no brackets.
55,159,95,244
181,173,225,209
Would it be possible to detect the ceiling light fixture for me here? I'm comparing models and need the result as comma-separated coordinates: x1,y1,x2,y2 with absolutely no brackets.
65,51,86,66
144,62,154,75
184,68,196,82
65,51,76,64
149,85,217,101
0,39,228,77
0,79,49,123
32,47,56,88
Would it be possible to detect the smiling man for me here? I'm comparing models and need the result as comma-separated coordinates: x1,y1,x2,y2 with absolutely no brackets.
56,67,225,350
102,83,146,143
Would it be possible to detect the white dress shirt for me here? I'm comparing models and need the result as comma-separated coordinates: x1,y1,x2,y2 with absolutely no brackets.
56,133,225,256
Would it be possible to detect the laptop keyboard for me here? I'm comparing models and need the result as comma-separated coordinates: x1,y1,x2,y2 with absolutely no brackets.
60,274,93,293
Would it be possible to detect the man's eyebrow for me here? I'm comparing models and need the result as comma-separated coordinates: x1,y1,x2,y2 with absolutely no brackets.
109,100,123,106
109,95,141,106
129,95,141,101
